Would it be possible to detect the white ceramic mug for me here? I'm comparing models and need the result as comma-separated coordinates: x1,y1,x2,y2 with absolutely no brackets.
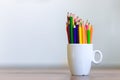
67,44,103,76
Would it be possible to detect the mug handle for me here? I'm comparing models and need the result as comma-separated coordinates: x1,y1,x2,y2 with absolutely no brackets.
92,50,103,64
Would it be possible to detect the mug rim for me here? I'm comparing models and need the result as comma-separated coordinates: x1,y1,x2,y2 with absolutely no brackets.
68,44,93,45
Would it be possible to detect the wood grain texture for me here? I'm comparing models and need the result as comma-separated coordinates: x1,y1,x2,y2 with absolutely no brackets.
0,68,119,80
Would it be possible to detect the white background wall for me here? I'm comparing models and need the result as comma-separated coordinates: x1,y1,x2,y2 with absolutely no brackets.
0,0,120,68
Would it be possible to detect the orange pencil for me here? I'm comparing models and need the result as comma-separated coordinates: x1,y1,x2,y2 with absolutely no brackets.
84,27,87,44
82,21,86,44
90,25,93,43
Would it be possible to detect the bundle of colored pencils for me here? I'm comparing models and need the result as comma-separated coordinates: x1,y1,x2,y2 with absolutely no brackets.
66,12,93,44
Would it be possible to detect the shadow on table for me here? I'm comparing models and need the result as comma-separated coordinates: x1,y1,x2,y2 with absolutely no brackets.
71,76,89,80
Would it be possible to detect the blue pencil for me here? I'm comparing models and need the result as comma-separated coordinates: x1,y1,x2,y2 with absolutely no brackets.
76,25,79,43
73,26,78,43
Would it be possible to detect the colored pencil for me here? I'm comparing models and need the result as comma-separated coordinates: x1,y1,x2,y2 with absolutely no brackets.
66,13,93,44
87,29,91,44
69,16,74,43
66,23,70,43
90,25,93,43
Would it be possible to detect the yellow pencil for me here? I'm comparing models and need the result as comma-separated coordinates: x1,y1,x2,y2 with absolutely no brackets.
79,24,83,44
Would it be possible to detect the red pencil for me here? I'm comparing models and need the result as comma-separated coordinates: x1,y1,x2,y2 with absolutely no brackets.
66,23,70,43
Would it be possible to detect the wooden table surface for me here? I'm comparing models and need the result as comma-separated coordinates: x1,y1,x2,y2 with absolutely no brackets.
0,68,120,80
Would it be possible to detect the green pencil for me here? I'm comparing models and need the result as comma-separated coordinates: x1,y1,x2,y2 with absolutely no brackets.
87,29,91,44
69,16,74,43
